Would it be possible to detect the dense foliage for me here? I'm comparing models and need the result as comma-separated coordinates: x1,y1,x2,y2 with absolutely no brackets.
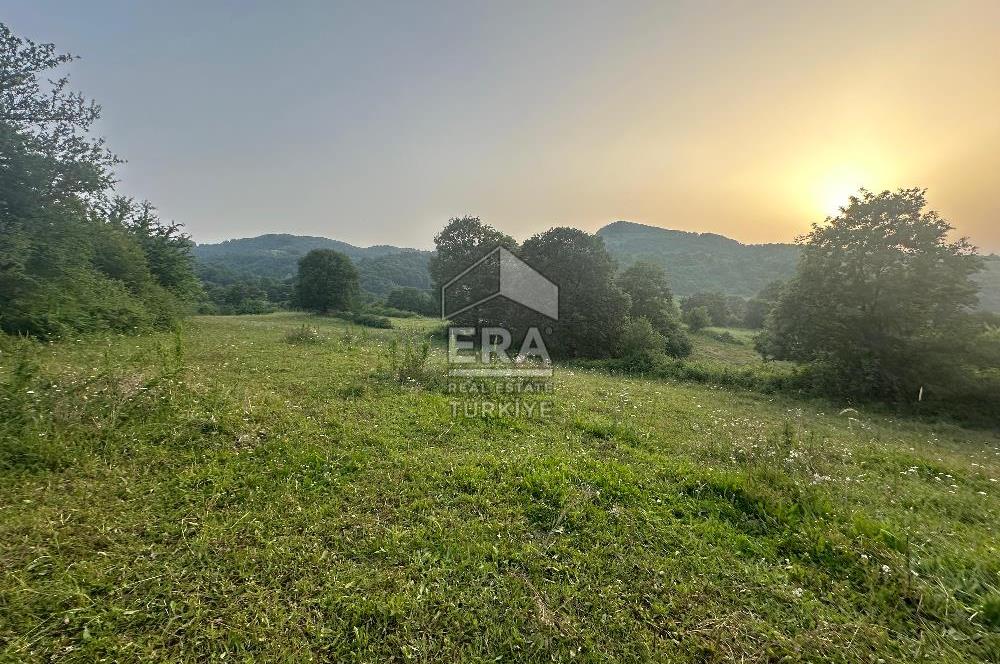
431,218,632,359
598,220,801,298
385,286,437,316
758,188,997,411
430,216,521,332
294,249,359,314
742,281,785,329
680,291,747,328
519,227,630,358
616,261,690,357
683,306,711,332
974,255,1000,312
0,23,197,337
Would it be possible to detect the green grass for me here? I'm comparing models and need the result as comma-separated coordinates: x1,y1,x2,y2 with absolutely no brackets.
689,327,763,366
1,313,998,662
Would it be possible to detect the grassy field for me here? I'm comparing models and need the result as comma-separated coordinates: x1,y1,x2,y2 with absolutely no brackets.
1,313,998,662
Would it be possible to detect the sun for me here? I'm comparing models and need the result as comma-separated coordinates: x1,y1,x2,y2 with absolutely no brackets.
815,172,868,218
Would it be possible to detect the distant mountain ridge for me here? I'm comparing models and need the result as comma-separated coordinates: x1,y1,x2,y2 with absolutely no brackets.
596,221,1000,310
193,227,1000,311
596,220,800,298
193,234,432,296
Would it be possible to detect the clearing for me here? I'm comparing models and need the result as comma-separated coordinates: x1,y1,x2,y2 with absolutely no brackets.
1,313,998,662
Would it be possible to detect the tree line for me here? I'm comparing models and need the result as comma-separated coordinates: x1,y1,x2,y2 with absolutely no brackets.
4,22,997,419
292,191,998,418
0,24,199,337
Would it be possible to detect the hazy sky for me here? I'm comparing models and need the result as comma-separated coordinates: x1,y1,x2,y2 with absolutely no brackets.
6,1,1000,251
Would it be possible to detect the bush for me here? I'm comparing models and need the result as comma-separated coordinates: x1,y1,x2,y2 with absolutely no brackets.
614,318,667,369
704,329,740,345
663,327,693,358
684,306,712,332
346,313,392,329
384,337,433,384
284,325,324,344
364,305,418,318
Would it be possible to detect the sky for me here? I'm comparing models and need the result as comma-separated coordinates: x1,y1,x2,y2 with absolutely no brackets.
6,1,1000,252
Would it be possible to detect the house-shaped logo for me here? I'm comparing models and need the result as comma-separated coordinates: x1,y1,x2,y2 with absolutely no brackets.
441,246,559,320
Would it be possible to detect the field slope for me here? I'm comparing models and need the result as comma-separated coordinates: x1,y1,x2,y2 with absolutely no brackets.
1,314,998,662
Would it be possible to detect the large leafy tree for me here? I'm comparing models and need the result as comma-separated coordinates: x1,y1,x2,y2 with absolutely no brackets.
0,23,118,200
519,227,629,358
758,188,983,400
429,216,517,289
295,249,359,314
617,261,676,331
430,216,518,328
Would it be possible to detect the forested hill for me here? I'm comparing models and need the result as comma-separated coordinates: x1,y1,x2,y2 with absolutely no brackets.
596,221,800,298
195,229,1000,310
193,234,432,296
597,222,1000,309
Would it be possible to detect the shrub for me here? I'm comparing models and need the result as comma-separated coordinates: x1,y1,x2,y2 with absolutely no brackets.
684,306,712,332
614,318,668,370
348,313,393,329
663,327,693,358
284,325,324,344
705,329,740,344
364,304,418,318
383,337,435,385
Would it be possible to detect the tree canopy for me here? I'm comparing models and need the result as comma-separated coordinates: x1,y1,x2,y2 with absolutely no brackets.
758,188,986,402
295,249,359,314
0,23,198,337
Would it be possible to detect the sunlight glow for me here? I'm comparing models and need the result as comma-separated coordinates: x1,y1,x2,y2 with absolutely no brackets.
816,172,868,219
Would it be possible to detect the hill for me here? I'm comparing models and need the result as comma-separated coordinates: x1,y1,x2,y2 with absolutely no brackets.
194,229,1000,310
193,234,432,296
596,221,800,298
598,222,1000,310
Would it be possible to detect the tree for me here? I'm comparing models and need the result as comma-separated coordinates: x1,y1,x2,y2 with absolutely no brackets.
617,261,690,357
0,23,118,200
295,249,359,313
430,216,519,329
519,227,629,358
617,262,674,329
743,280,784,329
681,292,737,327
386,287,436,315
429,216,517,291
684,306,711,332
758,188,983,401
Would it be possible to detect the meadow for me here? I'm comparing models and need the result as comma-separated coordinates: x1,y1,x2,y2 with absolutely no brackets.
1,313,998,662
